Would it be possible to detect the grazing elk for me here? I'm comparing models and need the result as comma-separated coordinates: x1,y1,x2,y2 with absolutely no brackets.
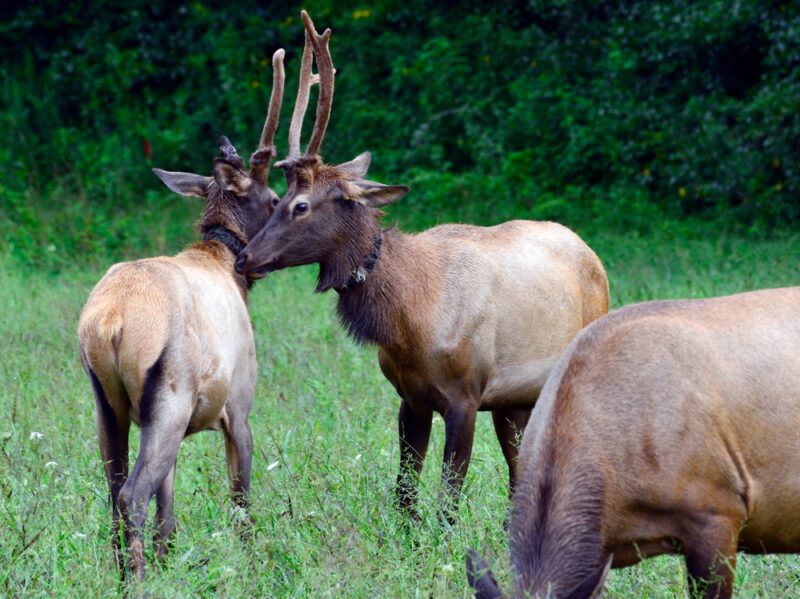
234,12,609,519
467,286,800,599
77,49,285,581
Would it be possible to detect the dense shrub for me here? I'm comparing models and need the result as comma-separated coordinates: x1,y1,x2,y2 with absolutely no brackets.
1,0,798,269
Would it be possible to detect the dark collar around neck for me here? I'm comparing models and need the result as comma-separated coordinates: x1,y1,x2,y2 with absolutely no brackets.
204,225,255,290
204,225,245,255
335,231,383,294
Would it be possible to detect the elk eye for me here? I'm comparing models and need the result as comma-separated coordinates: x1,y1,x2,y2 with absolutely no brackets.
293,202,309,215
271,197,279,208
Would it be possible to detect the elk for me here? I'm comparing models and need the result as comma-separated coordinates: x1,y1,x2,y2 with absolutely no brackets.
234,11,609,519
467,286,800,599
77,48,285,581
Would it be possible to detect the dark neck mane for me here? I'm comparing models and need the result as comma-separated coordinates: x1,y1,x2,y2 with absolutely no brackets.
197,186,254,291
197,185,249,248
316,201,381,294
334,228,421,348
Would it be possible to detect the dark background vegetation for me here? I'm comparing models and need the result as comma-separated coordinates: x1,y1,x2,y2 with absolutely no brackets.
1,0,798,271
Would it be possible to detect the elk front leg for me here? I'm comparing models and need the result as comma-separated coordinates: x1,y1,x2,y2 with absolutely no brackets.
491,407,531,496
396,399,433,519
153,459,177,564
440,402,478,520
682,514,740,599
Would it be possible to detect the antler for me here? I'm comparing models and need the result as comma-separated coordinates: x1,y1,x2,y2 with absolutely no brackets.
249,48,286,186
280,10,334,164
286,27,318,159
301,10,334,157
219,135,246,171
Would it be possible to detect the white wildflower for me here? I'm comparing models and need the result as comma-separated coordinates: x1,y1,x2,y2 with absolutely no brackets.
29,431,44,440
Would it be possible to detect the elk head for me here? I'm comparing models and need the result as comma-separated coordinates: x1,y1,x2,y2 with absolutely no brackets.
153,48,287,245
234,11,408,287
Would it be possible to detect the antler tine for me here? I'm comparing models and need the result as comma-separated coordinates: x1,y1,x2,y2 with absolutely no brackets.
301,10,334,157
250,48,286,186
285,28,318,160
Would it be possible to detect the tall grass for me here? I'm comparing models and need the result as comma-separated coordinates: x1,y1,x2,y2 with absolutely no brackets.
0,222,799,597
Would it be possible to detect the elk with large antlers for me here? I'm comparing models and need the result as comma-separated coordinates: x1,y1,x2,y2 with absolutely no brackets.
235,11,609,519
78,49,285,582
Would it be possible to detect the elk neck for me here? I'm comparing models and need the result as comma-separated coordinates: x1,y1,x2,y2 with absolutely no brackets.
314,197,381,294
197,190,255,292
510,359,606,597
333,227,437,349
204,224,246,257
332,231,382,294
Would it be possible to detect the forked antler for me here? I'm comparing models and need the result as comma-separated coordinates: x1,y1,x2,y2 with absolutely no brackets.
249,48,286,186
281,10,334,163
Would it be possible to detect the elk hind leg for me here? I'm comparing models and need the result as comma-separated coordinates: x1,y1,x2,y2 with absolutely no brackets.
119,353,192,581
153,459,177,564
85,360,130,576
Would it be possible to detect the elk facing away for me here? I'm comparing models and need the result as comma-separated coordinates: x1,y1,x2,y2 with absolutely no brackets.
468,286,800,599
77,50,285,581
234,12,609,518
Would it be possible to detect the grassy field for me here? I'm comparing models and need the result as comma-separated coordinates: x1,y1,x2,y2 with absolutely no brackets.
1,223,799,598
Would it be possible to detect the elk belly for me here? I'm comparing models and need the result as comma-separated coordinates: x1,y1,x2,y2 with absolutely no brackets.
480,357,558,408
189,377,229,432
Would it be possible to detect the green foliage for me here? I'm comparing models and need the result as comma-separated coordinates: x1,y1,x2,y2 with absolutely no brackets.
0,0,799,269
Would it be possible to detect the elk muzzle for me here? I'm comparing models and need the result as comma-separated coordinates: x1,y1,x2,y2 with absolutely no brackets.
234,250,274,278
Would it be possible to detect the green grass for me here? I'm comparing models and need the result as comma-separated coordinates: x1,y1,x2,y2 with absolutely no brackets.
0,224,799,598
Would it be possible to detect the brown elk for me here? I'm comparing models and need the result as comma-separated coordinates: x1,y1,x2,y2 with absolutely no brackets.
77,49,285,581
467,286,800,599
234,12,609,518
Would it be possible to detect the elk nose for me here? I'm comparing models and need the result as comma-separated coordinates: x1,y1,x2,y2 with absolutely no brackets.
234,252,249,274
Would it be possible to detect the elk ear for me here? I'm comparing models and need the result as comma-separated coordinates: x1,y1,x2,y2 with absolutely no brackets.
152,168,210,198
213,158,252,196
345,179,410,208
337,151,372,178
563,554,613,599
466,549,505,599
